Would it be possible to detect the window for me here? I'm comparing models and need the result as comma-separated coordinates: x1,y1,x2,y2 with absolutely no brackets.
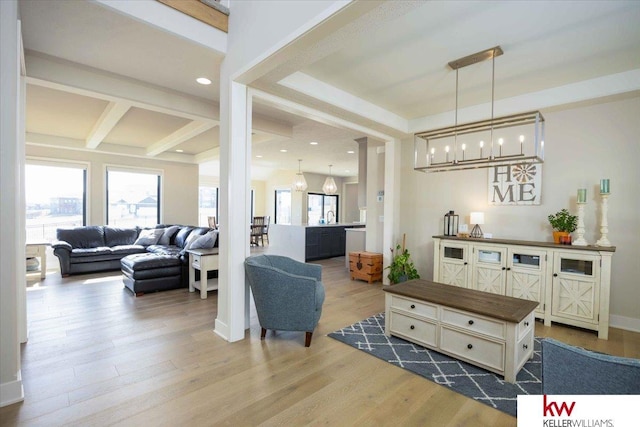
25,162,87,242
275,189,291,224
199,186,218,227
106,168,161,227
308,193,339,225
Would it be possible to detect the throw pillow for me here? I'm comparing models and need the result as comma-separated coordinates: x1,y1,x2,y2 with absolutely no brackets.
158,225,180,245
182,232,202,250
134,228,163,246
190,230,218,249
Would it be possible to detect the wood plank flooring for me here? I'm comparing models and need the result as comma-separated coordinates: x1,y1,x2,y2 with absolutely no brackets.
1,256,639,426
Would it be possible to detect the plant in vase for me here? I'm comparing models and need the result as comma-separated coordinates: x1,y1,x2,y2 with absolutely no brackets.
386,244,420,284
547,208,577,244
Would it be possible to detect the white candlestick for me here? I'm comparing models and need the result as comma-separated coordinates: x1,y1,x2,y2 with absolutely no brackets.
596,194,611,247
572,202,588,246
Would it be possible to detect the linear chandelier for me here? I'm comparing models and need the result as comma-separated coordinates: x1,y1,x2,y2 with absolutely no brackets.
414,46,545,173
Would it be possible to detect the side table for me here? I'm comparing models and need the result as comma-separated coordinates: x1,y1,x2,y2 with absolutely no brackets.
26,241,50,280
187,248,219,299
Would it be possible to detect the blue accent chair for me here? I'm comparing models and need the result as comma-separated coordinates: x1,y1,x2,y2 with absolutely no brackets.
244,255,325,347
541,338,640,394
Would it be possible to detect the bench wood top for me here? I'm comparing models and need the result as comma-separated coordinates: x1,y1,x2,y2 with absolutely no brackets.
384,279,539,323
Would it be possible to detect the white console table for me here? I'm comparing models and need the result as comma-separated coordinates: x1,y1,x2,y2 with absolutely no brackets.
187,248,219,299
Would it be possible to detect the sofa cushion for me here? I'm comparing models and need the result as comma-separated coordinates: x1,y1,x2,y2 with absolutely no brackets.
71,247,112,257
111,244,147,256
158,225,180,245
146,245,183,257
57,226,105,248
134,228,163,246
121,253,182,271
190,230,218,249
104,227,139,246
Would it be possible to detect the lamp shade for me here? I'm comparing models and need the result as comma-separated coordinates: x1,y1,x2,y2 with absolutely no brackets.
322,164,337,195
292,159,308,192
470,212,485,225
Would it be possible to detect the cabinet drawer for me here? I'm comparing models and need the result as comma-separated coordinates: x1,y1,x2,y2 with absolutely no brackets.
517,313,535,341
516,328,534,370
389,311,437,347
191,255,201,269
441,308,506,339
390,295,438,320
440,326,505,372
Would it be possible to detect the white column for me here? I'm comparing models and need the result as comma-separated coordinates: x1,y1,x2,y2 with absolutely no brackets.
382,138,401,285
215,69,251,342
0,0,25,407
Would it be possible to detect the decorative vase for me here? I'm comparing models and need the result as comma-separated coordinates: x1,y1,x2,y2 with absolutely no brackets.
552,231,569,244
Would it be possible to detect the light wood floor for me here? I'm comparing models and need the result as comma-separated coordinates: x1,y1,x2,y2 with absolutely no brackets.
2,256,639,427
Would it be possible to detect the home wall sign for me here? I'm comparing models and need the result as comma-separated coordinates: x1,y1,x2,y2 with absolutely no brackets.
488,163,541,205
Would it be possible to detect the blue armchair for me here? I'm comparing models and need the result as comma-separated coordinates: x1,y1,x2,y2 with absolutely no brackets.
542,338,640,394
245,255,325,347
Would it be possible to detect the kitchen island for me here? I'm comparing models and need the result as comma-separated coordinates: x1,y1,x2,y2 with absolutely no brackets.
267,223,365,262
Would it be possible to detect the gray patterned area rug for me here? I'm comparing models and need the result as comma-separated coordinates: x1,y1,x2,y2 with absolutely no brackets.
328,312,541,417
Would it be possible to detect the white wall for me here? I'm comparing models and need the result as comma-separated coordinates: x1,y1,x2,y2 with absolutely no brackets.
0,0,24,407
400,96,640,327
26,145,200,226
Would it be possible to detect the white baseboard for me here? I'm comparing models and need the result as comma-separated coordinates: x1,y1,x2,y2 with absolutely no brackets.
0,371,24,408
610,314,640,333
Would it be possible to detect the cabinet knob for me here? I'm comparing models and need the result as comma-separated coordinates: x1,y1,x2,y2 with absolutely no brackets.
502,267,506,270
410,325,415,330
468,320,474,325
524,321,529,327
553,273,558,277
523,344,528,350
467,344,473,349
506,267,511,271
410,304,415,309
464,262,468,265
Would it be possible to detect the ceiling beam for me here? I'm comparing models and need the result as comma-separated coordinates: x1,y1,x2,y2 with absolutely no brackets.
25,51,219,122
86,101,131,149
146,121,217,156
156,0,228,33
194,146,221,163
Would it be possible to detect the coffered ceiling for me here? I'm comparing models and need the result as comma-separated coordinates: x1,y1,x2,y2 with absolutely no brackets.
19,0,640,180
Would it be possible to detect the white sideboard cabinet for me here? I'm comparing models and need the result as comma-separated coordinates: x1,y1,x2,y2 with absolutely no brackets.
433,236,615,339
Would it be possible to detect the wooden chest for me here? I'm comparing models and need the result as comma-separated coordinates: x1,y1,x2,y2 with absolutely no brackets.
349,251,383,283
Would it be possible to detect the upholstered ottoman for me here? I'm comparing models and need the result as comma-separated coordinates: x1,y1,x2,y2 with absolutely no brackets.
121,253,182,296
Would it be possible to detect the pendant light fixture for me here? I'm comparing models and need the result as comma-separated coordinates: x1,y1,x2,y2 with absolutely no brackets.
414,46,545,172
292,159,308,192
322,164,337,195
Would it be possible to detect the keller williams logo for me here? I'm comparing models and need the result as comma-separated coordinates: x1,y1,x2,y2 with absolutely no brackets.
543,395,576,417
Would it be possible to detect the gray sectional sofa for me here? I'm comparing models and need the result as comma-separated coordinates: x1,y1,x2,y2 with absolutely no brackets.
52,225,218,294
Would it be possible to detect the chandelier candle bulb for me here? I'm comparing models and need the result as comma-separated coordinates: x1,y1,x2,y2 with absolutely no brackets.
445,145,450,162
577,188,587,203
462,143,466,160
519,135,524,155
600,179,610,194
498,138,504,157
480,140,484,158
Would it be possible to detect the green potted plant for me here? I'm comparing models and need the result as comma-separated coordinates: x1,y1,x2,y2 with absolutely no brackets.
386,243,420,284
548,208,577,244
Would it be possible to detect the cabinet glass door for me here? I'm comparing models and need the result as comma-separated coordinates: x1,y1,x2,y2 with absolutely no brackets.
552,252,599,323
439,242,469,288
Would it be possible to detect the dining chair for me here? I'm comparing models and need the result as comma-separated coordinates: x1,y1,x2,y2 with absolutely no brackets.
262,215,270,245
251,216,265,246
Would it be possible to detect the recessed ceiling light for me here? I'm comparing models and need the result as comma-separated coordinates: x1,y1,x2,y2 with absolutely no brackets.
196,77,211,85
256,155,263,158
175,149,184,153
310,141,318,145
347,150,355,154
280,149,288,153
